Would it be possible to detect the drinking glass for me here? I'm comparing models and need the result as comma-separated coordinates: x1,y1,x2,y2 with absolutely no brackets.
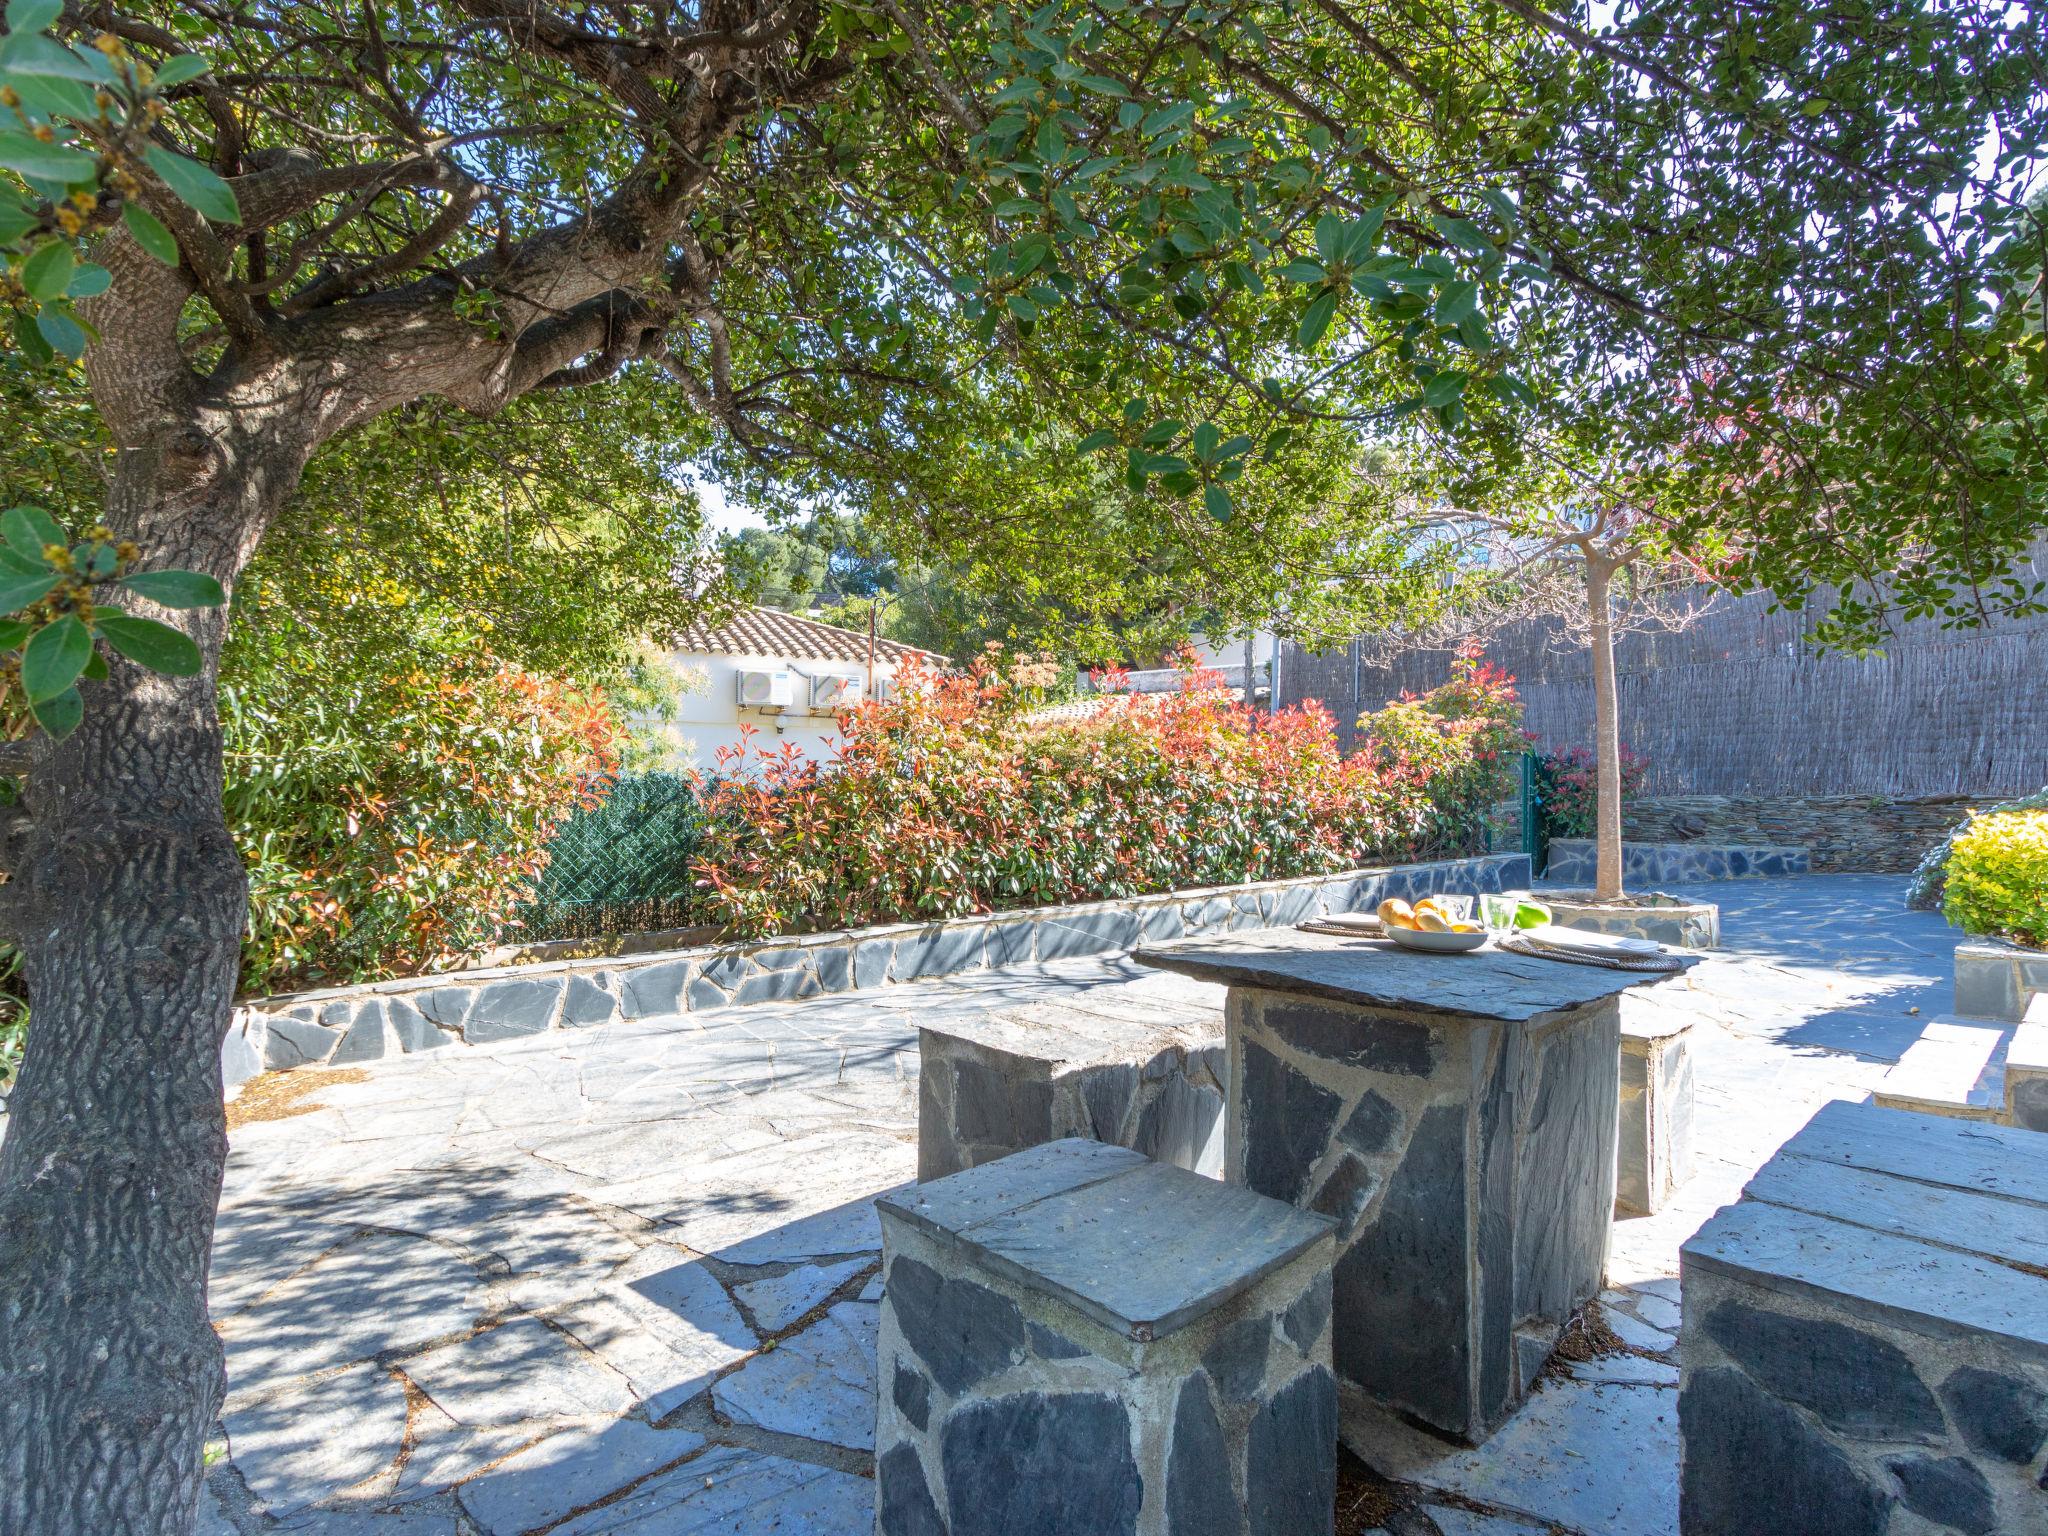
1479,893,1519,936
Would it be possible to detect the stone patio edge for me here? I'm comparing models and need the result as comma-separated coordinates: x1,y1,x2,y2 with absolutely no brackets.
221,853,1533,1092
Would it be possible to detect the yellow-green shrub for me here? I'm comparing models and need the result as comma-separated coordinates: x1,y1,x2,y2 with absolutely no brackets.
1943,809,2048,949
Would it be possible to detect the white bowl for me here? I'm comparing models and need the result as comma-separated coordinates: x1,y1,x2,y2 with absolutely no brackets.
1385,926,1490,954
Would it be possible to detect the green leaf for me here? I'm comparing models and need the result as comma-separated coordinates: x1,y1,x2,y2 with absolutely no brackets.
1277,259,1326,284
0,197,34,242
0,33,104,82
144,147,239,223
0,569,57,612
1192,421,1221,460
1313,213,1345,265
1432,214,1498,259
12,309,51,365
1033,119,1067,164
21,613,89,701
1004,293,1037,321
1139,418,1184,446
0,545,40,576
118,568,225,608
1073,428,1118,454
5,71,96,122
0,618,29,649
1078,74,1128,98
28,684,80,738
2,505,65,557
1343,206,1388,262
1204,483,1233,522
0,131,93,188
6,0,64,34
1297,287,1339,348
96,613,202,676
66,261,111,298
122,202,179,263
149,53,212,88
1423,369,1469,407
1435,279,1479,323
81,646,106,680
34,303,85,358
18,237,72,300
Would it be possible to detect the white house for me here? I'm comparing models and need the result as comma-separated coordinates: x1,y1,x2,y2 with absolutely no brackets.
640,606,950,771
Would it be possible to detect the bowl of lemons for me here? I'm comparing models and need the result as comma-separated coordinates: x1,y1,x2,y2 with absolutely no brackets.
1377,896,1490,953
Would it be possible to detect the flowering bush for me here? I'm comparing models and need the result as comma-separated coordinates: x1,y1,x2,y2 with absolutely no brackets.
1533,744,1651,840
690,649,1515,939
228,654,623,992
1353,656,1529,856
1942,809,2048,949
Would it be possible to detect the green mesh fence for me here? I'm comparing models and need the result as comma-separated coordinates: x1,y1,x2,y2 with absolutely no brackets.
517,772,708,941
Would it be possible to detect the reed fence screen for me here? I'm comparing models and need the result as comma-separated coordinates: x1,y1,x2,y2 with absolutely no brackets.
1279,551,2048,800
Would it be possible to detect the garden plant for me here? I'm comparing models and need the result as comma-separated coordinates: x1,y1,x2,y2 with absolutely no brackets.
692,651,1520,938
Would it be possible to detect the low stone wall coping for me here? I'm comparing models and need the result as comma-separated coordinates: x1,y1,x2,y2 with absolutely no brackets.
224,852,1531,1092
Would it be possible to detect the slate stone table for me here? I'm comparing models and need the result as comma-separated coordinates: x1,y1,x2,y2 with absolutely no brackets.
875,1139,1338,1536
1138,929,1694,1446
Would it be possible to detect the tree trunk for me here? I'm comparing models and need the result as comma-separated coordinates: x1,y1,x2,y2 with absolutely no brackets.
0,437,288,1536
1586,556,1625,902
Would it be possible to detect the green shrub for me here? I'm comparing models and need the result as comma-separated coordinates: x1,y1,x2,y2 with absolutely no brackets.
1532,744,1651,840
1353,656,1528,856
1942,808,2048,949
228,653,624,993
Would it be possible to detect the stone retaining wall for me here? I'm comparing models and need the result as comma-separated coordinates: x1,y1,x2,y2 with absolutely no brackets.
1623,794,2002,874
223,854,1532,1092
1544,839,1806,885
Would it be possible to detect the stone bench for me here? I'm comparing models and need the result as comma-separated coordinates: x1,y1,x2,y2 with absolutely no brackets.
1616,1012,1695,1216
1680,1100,2048,1535
876,1139,1337,1536
917,979,1228,1181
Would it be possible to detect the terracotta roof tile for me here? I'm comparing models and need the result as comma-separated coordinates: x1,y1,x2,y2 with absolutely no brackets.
672,606,950,667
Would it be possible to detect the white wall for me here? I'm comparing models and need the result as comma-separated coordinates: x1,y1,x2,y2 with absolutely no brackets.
633,648,905,773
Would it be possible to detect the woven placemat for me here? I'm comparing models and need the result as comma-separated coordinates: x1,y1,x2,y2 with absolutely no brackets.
1296,917,1383,939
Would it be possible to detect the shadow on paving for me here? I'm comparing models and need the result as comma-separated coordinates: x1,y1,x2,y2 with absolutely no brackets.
206,1152,894,1535
1661,875,1965,1061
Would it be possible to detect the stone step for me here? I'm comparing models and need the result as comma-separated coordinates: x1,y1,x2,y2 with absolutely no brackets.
1872,1020,2009,1122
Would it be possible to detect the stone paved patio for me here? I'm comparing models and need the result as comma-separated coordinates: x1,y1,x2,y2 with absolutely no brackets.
194,875,1966,1536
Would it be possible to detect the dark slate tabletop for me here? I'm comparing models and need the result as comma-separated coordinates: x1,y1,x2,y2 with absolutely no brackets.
1134,928,1694,1023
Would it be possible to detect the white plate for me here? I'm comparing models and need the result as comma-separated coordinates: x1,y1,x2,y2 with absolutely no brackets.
1385,926,1490,954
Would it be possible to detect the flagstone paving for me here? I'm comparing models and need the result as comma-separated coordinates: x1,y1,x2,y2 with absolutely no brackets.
193,875,1963,1536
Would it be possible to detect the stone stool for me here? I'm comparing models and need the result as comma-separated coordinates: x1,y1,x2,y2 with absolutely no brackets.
875,1139,1337,1536
1681,1101,2048,1535
1616,1013,1695,1216
917,985,1228,1181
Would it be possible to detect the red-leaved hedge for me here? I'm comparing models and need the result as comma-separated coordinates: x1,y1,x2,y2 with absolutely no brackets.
691,648,1522,940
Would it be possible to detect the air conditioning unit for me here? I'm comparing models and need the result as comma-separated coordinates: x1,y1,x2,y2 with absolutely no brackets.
735,669,793,710
810,673,865,712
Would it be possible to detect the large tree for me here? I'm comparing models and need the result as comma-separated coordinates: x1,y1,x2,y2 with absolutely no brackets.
0,1,2040,1531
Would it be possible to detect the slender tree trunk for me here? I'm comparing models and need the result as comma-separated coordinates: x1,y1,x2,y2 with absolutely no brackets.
0,435,289,1536
1586,555,1624,902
